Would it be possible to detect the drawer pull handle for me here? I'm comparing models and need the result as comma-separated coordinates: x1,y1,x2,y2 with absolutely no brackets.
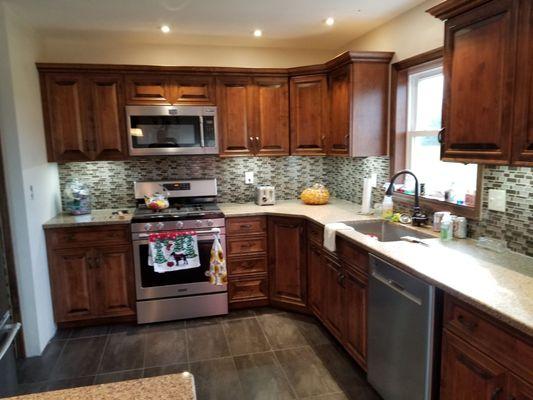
457,314,478,331
491,387,502,400
457,354,491,380
240,224,252,229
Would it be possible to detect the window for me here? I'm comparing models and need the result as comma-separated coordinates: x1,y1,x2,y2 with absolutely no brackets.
390,49,482,219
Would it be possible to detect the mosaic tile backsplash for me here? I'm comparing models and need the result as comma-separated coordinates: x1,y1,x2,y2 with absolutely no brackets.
58,156,532,256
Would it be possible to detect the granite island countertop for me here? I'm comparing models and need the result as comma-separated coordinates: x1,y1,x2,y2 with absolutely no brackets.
7,372,196,400
43,208,135,229
219,199,533,336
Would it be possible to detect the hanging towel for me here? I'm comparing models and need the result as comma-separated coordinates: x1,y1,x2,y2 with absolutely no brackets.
206,232,227,285
148,231,201,273
323,223,355,252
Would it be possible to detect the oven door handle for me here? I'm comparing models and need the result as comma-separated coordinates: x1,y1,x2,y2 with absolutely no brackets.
137,228,222,239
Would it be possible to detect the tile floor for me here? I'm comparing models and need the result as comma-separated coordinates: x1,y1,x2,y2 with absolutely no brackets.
13,308,381,399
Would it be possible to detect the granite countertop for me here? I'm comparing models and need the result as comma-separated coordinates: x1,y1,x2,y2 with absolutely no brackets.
219,199,533,336
7,372,196,400
43,208,135,229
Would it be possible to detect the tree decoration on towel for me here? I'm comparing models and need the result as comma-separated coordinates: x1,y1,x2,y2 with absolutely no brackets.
148,231,201,273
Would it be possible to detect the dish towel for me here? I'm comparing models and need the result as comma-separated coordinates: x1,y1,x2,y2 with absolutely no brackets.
206,232,227,285
148,231,201,273
323,223,355,252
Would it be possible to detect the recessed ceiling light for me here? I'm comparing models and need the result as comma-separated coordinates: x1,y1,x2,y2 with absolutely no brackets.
325,17,335,26
253,29,262,37
160,25,170,33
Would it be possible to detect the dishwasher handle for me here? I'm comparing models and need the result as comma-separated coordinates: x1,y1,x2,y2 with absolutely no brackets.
0,322,21,361
371,271,422,306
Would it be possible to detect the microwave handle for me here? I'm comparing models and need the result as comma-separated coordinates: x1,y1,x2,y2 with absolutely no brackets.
199,115,205,147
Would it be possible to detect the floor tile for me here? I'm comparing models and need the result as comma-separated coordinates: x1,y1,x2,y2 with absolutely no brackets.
143,363,190,378
69,325,110,339
224,309,256,320
144,329,188,367
190,357,244,400
99,332,145,373
94,369,144,384
258,313,308,349
292,314,334,347
141,320,186,333
253,307,284,316
222,318,270,356
51,336,107,380
274,346,341,398
46,376,95,391
186,316,221,328
187,323,230,362
304,393,349,400
234,352,295,400
16,340,64,383
50,328,73,341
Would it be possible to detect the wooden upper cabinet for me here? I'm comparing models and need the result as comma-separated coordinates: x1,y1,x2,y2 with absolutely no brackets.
290,75,328,155
512,0,533,166
87,74,128,160
42,74,92,161
441,331,507,400
124,75,171,105
253,77,289,156
328,65,351,156
173,76,215,105
268,217,307,310
217,77,255,156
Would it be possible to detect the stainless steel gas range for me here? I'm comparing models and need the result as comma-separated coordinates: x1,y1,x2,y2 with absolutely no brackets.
131,179,227,324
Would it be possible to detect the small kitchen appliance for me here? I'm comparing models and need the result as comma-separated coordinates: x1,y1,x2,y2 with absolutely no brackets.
255,186,275,206
131,179,227,324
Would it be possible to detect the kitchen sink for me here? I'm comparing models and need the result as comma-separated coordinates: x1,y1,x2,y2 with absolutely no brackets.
342,220,434,242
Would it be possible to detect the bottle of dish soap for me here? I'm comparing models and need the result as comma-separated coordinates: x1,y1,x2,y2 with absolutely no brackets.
440,213,453,241
381,195,393,220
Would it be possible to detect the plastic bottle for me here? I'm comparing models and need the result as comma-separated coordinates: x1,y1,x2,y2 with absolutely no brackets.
440,213,453,241
381,195,393,220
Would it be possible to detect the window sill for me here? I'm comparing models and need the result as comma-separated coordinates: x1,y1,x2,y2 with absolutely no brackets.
392,192,481,220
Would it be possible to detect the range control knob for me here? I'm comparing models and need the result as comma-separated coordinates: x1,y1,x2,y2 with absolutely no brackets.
144,223,153,231
156,222,165,230
176,221,184,229
195,219,203,227
207,219,214,227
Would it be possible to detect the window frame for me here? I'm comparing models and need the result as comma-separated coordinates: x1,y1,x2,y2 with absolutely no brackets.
390,48,483,220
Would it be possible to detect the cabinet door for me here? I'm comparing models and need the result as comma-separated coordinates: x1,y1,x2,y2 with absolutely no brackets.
253,77,289,156
307,243,325,318
217,77,255,156
512,0,533,165
328,65,351,155
42,73,91,161
343,267,367,368
94,245,135,317
268,217,307,309
290,75,328,155
173,76,216,105
49,248,97,322
508,374,533,400
441,0,517,163
440,331,507,400
124,75,171,105
87,74,128,160
323,256,344,340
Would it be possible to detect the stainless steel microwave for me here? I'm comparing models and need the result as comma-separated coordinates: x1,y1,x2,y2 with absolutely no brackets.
126,105,218,156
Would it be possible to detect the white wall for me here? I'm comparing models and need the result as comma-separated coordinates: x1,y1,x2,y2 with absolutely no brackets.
339,0,443,62
0,2,60,356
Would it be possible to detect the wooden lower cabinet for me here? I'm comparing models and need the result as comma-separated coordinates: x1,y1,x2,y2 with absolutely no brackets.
228,274,269,308
343,267,367,368
508,374,533,400
323,256,344,340
307,243,326,318
268,217,307,310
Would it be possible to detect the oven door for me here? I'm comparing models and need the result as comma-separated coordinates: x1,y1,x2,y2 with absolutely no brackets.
126,105,218,156
133,229,227,300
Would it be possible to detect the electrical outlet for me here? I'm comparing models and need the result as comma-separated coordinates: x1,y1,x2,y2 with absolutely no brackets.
244,171,254,185
488,189,506,212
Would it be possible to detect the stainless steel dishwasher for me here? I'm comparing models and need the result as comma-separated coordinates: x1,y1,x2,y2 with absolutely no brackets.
367,255,436,400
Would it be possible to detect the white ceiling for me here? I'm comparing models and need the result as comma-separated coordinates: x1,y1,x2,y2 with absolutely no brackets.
6,0,427,50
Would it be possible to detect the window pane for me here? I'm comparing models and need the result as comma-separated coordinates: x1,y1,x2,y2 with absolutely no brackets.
414,73,443,131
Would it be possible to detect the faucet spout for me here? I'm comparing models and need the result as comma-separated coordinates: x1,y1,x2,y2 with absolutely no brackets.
386,169,428,226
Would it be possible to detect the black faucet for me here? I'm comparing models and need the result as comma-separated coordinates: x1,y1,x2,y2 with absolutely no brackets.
385,169,429,227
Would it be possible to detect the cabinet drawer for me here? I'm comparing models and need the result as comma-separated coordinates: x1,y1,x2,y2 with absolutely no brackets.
229,274,268,304
227,236,267,256
444,295,533,382
227,217,266,236
46,225,130,249
307,222,324,245
228,256,267,276
336,237,369,272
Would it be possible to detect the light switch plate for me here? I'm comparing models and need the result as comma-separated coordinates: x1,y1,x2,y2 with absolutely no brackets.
488,189,506,212
244,171,254,185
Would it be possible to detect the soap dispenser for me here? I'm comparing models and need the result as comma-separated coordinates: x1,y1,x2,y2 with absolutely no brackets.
381,195,393,219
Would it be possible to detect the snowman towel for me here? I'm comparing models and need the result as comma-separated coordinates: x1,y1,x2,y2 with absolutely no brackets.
148,231,201,273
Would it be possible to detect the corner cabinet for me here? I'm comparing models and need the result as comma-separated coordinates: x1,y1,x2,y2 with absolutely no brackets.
45,224,135,326
40,72,128,162
428,0,533,165
268,217,307,310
